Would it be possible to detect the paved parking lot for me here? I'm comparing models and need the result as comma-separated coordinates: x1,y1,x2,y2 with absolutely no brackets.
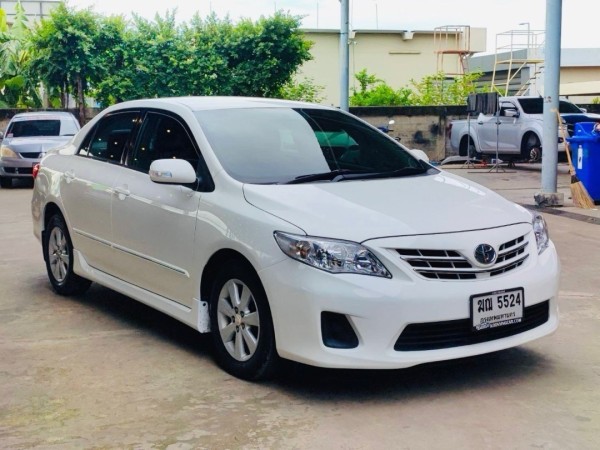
1,168,600,449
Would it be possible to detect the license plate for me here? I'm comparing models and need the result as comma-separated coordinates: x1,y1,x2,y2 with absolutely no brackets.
471,288,524,331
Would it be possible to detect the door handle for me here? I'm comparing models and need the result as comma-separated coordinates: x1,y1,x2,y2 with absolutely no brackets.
64,170,75,183
114,186,130,198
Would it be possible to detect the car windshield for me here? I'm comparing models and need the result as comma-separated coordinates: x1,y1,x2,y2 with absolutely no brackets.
195,107,432,184
7,118,78,138
517,98,583,114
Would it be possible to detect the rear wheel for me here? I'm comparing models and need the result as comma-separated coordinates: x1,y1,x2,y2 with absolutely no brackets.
0,177,12,189
209,261,278,380
43,214,91,296
522,134,542,162
460,136,481,159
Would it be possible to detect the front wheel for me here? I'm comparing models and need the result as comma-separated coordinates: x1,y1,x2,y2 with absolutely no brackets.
43,214,91,296
209,261,278,380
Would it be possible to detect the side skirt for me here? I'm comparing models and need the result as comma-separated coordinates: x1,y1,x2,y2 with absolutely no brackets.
73,249,211,333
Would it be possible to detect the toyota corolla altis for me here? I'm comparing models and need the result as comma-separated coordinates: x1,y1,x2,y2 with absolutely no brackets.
31,97,559,380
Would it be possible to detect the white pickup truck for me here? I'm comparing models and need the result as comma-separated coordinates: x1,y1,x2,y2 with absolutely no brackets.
449,96,600,162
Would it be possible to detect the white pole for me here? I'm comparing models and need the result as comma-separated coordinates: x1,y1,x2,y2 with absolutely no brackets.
339,0,350,111
540,0,561,202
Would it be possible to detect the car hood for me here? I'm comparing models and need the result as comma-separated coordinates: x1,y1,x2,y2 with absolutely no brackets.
243,172,532,241
2,136,72,154
561,113,600,122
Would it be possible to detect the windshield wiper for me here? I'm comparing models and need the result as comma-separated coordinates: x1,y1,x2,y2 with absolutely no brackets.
284,166,429,184
284,169,370,184
351,166,429,180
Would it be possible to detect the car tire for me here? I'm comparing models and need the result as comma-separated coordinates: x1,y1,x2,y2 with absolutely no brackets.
460,136,481,160
469,142,482,160
0,177,12,189
209,261,279,381
522,134,542,162
43,214,92,296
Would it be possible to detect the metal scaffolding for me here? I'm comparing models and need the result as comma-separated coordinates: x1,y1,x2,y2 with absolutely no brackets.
490,28,545,96
434,25,473,77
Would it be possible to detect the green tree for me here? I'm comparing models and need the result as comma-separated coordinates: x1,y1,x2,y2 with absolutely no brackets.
350,69,484,106
275,77,324,103
29,3,119,121
350,69,412,106
410,71,483,105
89,15,129,106
181,12,312,98
93,11,313,105
354,68,381,93
0,2,41,108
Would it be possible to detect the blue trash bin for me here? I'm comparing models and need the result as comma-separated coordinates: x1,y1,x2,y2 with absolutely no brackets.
566,122,600,202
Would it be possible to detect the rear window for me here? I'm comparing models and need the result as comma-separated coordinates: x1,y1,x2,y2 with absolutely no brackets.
8,120,61,137
517,98,582,114
6,118,79,138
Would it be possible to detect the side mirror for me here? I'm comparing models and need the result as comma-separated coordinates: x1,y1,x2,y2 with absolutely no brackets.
149,159,197,184
410,149,430,163
504,108,520,118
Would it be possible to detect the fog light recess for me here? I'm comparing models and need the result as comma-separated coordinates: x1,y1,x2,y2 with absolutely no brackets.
321,311,359,349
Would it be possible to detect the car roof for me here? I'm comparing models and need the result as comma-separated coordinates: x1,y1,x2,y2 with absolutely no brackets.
11,111,77,121
106,96,333,113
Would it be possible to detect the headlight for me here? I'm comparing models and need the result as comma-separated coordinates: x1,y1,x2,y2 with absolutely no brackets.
531,211,549,254
1,146,18,158
274,231,391,278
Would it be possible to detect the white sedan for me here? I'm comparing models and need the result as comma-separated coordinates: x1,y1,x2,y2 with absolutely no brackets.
1,111,80,188
31,97,559,380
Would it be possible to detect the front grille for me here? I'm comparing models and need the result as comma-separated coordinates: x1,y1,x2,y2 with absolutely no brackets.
394,300,549,351
396,235,529,280
20,152,40,159
4,167,33,175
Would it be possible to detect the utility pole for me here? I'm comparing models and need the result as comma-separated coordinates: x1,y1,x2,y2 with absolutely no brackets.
339,0,350,111
537,0,563,206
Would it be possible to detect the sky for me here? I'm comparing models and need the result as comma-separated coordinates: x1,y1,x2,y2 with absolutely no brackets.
70,0,598,52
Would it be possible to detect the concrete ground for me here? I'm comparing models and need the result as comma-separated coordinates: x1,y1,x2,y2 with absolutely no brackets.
1,167,599,450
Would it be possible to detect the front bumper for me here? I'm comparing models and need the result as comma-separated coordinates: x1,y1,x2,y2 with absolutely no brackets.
259,224,559,369
0,157,40,178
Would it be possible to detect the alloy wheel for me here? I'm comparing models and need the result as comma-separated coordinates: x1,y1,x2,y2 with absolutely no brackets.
48,226,69,283
216,279,261,362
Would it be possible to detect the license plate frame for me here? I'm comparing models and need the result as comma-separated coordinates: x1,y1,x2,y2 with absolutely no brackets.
470,288,524,331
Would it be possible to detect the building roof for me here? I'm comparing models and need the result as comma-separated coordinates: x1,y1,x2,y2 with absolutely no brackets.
1,0,60,23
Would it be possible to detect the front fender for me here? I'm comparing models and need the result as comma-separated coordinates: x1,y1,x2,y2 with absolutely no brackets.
457,129,482,156
519,121,544,146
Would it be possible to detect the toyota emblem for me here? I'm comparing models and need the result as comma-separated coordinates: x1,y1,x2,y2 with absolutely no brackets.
474,244,497,266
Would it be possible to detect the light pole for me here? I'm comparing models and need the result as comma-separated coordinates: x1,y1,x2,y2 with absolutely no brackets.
519,22,532,94
519,22,531,53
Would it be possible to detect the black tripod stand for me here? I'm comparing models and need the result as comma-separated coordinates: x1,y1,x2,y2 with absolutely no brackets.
461,93,478,169
488,108,505,173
